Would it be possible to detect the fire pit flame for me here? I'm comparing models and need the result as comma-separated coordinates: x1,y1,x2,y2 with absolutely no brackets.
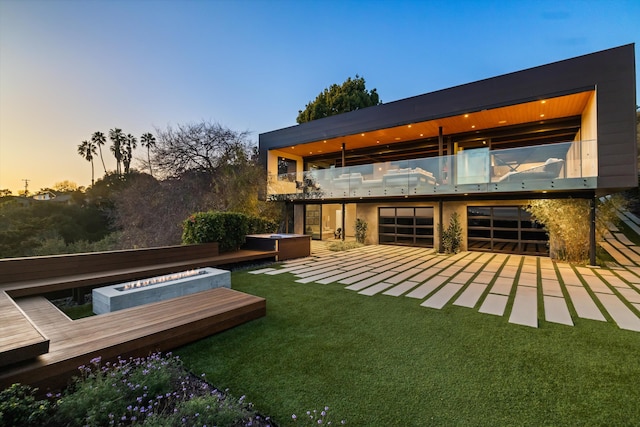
119,269,203,291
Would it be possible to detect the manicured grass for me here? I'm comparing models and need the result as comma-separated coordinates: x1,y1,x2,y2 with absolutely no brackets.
177,270,640,426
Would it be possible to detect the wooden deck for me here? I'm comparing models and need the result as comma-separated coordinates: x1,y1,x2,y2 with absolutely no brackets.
0,242,292,389
0,293,49,367
0,288,266,392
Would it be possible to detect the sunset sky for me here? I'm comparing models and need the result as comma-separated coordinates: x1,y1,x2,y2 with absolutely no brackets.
1,0,638,195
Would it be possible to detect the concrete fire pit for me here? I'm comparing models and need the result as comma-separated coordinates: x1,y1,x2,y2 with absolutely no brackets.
92,267,230,314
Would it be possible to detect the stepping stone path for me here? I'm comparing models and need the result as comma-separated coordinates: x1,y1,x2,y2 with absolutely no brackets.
250,211,640,332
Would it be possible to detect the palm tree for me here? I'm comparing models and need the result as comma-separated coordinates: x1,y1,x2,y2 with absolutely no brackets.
91,131,107,175
109,128,126,175
123,133,137,174
140,132,156,177
77,140,97,186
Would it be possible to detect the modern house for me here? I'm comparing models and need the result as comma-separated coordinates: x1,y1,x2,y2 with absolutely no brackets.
259,44,637,259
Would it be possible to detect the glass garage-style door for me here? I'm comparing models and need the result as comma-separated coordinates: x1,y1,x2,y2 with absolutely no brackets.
467,206,548,255
379,207,434,247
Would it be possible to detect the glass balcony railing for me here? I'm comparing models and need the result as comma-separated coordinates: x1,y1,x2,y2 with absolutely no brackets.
267,140,597,201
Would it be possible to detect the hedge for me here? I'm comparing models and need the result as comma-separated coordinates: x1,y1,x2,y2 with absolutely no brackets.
182,211,278,252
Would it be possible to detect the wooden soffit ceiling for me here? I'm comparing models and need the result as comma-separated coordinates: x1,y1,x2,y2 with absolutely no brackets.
283,90,594,157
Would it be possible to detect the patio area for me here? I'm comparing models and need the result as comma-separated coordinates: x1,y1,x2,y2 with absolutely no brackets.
250,211,640,332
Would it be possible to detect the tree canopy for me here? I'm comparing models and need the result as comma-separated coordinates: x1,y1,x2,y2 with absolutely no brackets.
296,75,381,124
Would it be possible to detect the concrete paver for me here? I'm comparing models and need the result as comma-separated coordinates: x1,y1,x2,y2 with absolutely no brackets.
383,281,420,297
345,270,397,291
564,285,606,321
596,293,640,331
479,294,509,316
406,276,448,299
510,286,538,328
252,221,640,333
339,271,378,285
316,266,372,284
517,272,537,287
541,279,563,297
490,277,514,295
359,281,396,296
422,283,463,309
543,296,573,326
453,283,487,308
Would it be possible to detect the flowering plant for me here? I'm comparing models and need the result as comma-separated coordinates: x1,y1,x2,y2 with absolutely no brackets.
291,406,346,425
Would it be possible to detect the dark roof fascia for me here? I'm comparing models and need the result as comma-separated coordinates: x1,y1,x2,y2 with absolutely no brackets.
260,43,634,151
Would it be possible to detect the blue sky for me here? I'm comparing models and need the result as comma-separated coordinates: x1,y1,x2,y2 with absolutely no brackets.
1,0,638,193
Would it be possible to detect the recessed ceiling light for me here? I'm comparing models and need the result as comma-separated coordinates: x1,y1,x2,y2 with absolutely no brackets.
471,125,476,129
420,134,424,137
394,137,401,140
498,120,507,124
361,133,365,136
407,125,412,128
541,100,546,104
309,151,313,154
540,114,545,117
323,140,327,143
464,114,469,118
376,140,380,143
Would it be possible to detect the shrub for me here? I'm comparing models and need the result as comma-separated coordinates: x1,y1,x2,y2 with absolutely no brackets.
0,383,52,427
55,354,182,427
246,215,278,235
525,195,626,263
182,211,278,251
355,218,368,244
327,241,363,251
442,212,462,254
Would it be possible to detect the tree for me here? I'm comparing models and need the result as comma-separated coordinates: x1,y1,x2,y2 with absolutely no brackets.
442,212,463,254
91,131,108,175
151,121,279,217
123,133,137,174
140,132,157,177
53,180,79,193
0,189,12,197
152,121,251,177
525,196,626,263
109,128,126,175
77,140,97,186
296,75,381,124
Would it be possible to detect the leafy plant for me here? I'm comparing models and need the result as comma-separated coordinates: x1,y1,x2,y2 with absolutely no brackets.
442,212,462,254
55,354,181,427
0,383,52,427
354,218,368,244
182,211,276,252
525,195,626,262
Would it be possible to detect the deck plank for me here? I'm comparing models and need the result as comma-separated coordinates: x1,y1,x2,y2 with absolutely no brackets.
0,293,49,367
0,288,265,392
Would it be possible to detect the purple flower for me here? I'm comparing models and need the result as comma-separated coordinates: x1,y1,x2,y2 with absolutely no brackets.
292,414,297,420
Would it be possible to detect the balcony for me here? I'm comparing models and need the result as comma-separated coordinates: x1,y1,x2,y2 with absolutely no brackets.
267,140,597,201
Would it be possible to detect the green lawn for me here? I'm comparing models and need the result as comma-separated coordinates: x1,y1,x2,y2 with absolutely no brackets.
177,270,640,426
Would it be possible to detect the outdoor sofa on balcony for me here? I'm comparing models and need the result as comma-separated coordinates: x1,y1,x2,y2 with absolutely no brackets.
497,158,565,183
